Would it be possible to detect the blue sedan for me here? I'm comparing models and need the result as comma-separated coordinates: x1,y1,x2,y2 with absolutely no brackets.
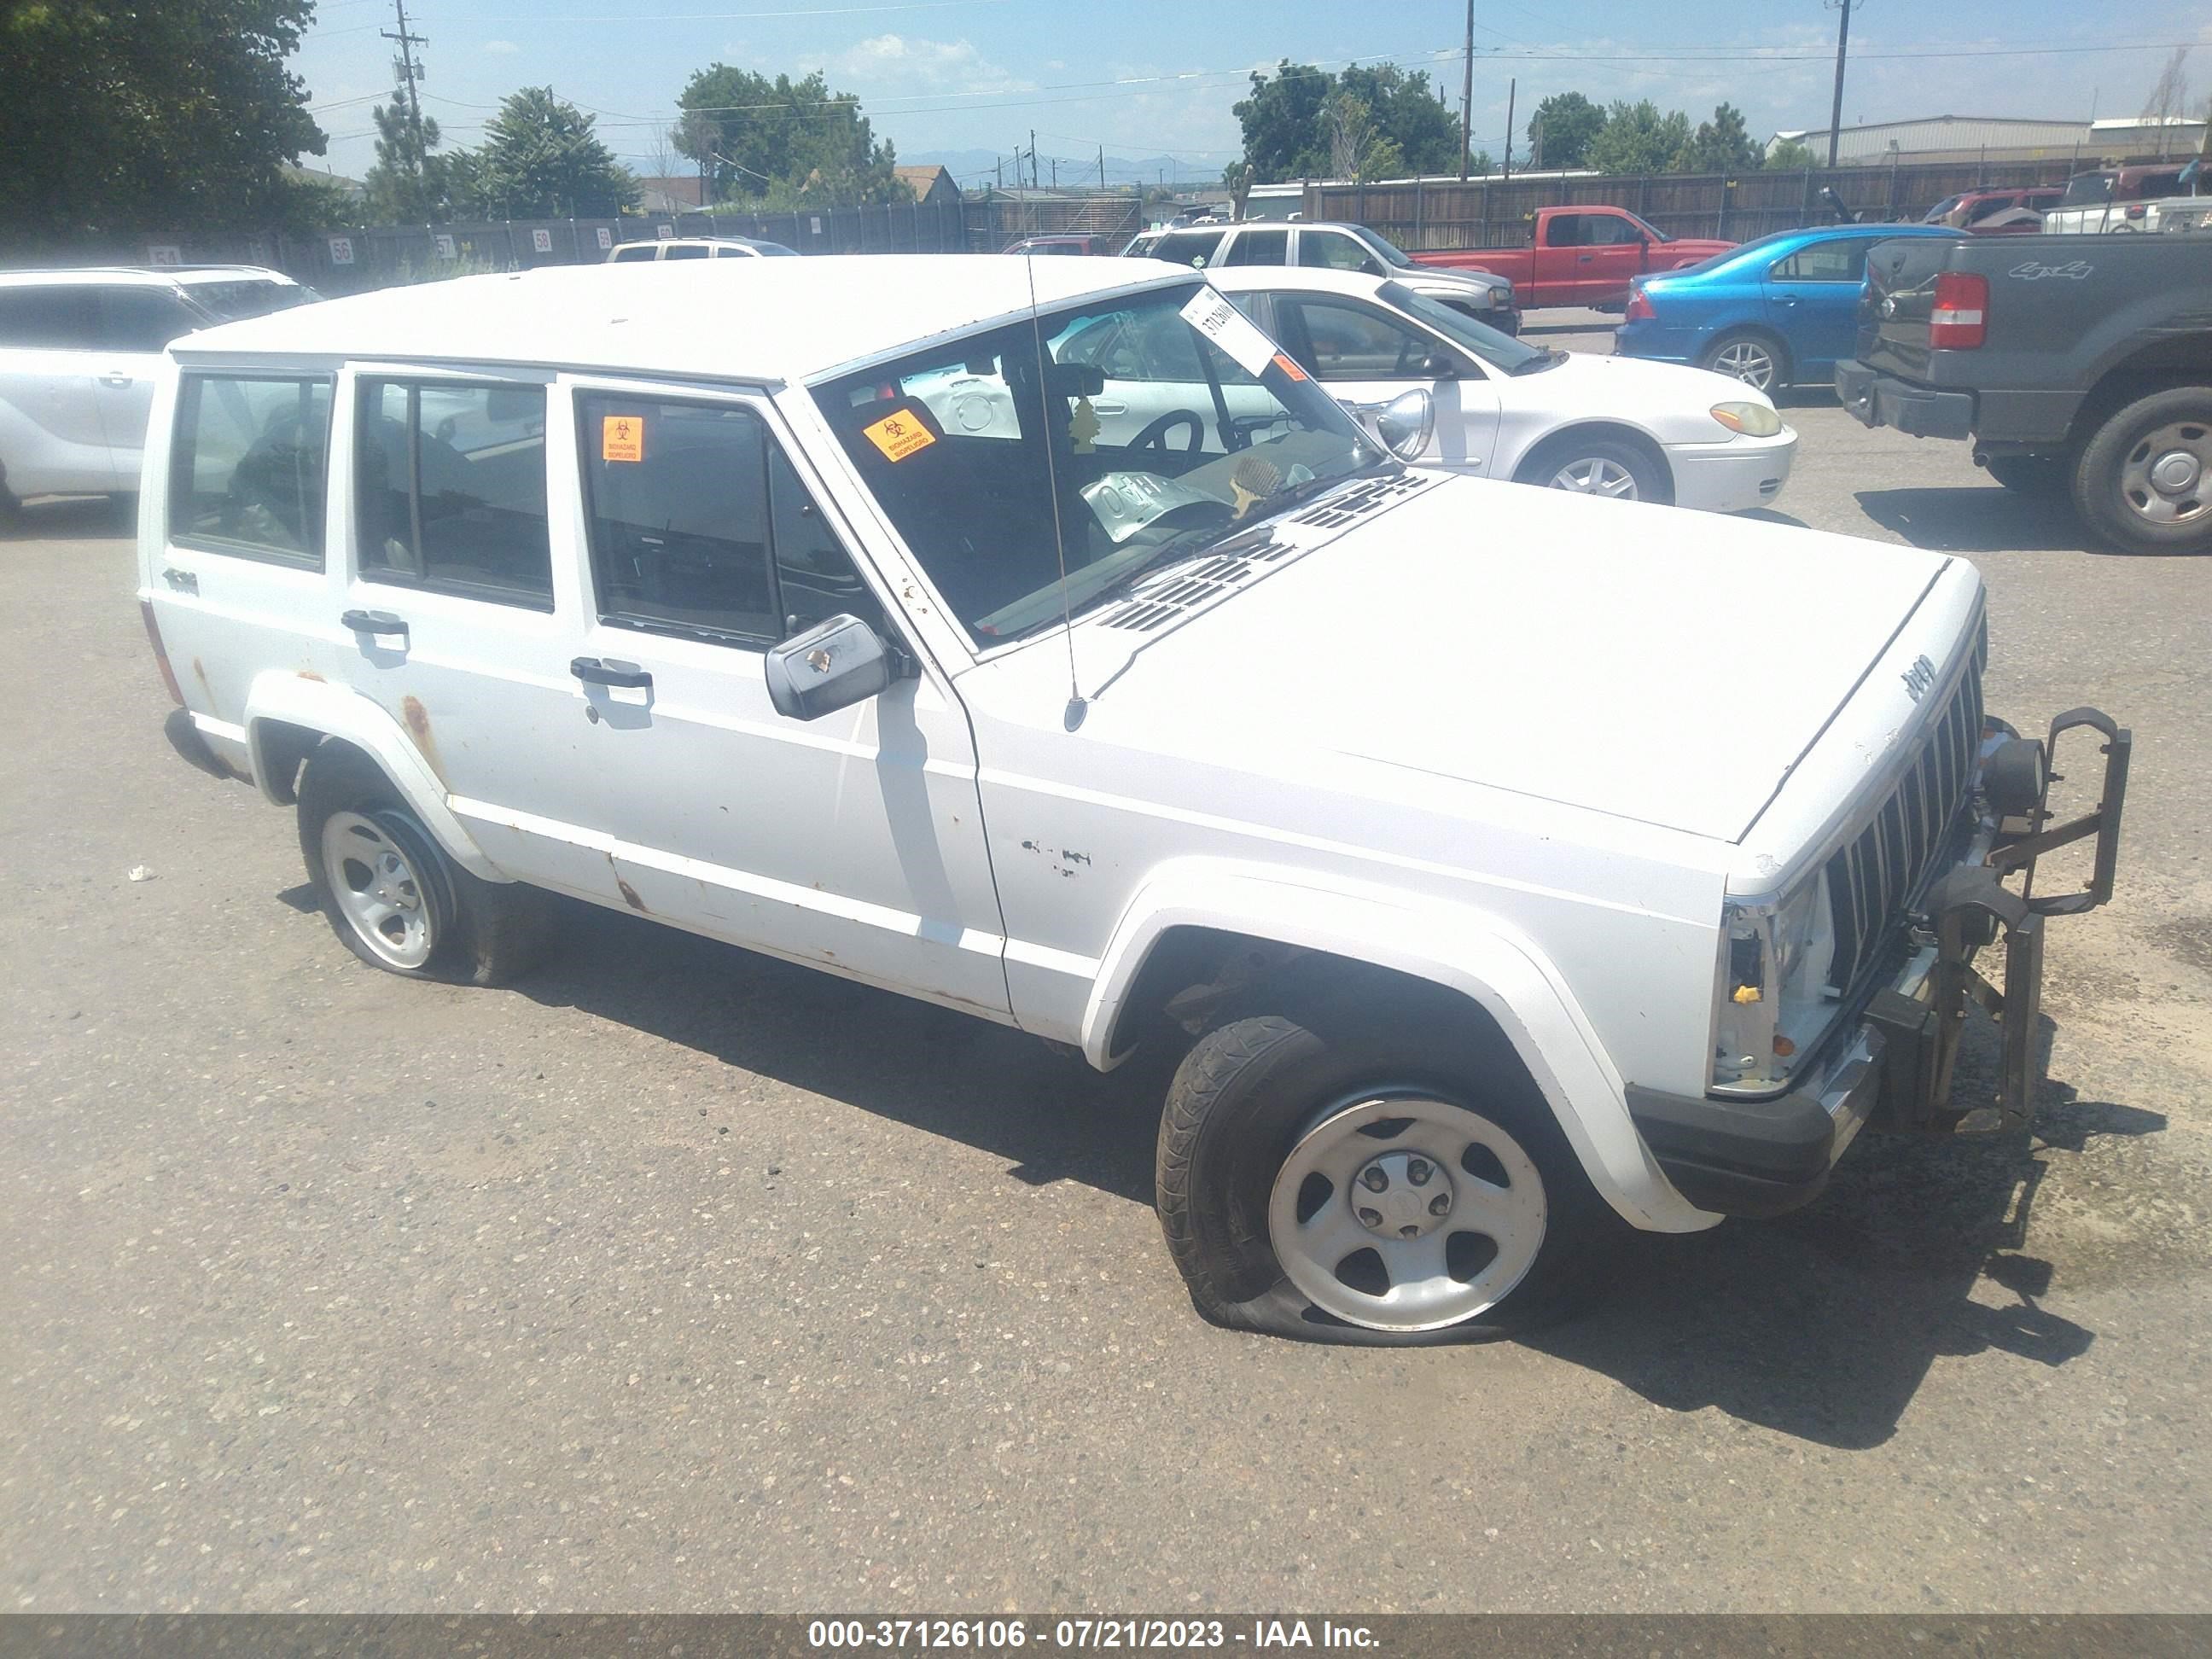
1614,223,1964,394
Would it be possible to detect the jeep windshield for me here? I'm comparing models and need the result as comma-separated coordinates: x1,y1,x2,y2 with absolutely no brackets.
812,281,1382,646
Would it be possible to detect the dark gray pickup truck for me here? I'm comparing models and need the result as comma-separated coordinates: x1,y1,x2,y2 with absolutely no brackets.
1837,236,2212,555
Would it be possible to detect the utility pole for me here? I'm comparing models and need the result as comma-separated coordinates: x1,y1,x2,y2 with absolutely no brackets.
1099,145,1107,191
1030,130,1039,190
1458,0,1474,182
1502,78,1515,184
381,0,429,175
1825,0,1852,169
1530,112,1544,172
1051,156,1058,189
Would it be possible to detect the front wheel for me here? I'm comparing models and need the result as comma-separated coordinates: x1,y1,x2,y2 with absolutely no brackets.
2070,387,2212,556
1518,434,1667,503
1155,989,1620,1343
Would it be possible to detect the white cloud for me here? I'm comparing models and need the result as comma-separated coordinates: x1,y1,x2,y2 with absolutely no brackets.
824,33,1033,96
483,39,519,55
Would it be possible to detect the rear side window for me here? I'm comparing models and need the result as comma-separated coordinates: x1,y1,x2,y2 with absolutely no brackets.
1222,227,1289,266
662,244,709,260
356,379,552,608
1151,230,1226,268
608,244,657,263
169,375,332,565
1769,239,1873,282
0,285,99,348
576,392,887,646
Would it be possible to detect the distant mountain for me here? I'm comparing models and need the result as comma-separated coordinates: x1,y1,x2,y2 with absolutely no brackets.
901,147,1228,191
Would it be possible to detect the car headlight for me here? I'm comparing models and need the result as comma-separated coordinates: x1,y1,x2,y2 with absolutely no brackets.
1711,872,1834,1091
1487,288,1513,307
1710,401,1783,438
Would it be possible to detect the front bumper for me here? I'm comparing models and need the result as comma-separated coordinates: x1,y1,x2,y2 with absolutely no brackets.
1629,707,2131,1220
1836,358,1976,439
1668,428,1798,514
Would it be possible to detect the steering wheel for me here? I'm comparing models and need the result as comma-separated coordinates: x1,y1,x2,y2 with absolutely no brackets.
1120,497,1233,550
1130,408,1206,456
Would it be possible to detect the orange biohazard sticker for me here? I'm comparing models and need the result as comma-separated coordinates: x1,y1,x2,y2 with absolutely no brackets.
1272,352,1310,382
862,410,936,463
601,415,643,463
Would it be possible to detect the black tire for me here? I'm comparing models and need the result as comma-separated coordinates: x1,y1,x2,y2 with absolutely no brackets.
1700,329,1789,393
2070,386,2212,556
1983,453,2069,496
1155,974,1627,1345
1516,432,1668,504
297,742,555,986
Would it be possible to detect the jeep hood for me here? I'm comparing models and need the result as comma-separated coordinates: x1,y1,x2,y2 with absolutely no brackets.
1050,475,1960,844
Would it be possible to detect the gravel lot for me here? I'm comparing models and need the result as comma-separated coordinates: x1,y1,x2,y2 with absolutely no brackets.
5,314,2209,1614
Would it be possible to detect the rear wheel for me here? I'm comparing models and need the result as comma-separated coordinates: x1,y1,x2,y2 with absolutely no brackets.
1702,329,1787,393
2070,387,2212,556
1155,980,1622,1343
298,743,555,984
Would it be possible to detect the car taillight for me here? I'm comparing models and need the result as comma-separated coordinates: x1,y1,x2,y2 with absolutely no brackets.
2125,203,2146,219
140,598,185,707
1930,271,1988,349
1623,288,1656,323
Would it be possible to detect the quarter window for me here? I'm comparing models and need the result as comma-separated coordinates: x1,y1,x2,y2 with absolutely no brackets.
356,379,553,608
97,288,197,352
0,285,99,348
1151,230,1226,268
577,393,887,646
170,375,332,565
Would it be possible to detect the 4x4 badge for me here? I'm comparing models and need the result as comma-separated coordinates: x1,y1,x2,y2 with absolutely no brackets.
1901,654,1937,701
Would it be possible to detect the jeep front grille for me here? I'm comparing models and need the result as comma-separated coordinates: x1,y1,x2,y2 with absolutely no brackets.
1824,649,1985,992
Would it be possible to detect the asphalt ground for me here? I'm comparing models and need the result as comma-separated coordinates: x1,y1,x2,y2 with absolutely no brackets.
4,315,2209,1613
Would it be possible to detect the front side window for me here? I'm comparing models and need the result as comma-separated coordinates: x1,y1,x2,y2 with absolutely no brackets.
1276,296,1436,381
1584,214,1645,247
98,288,198,352
356,379,552,608
811,281,1381,647
1298,230,1379,274
577,393,886,646
170,375,331,564
1377,282,1545,374
1769,239,1872,282
183,281,316,323
662,244,709,260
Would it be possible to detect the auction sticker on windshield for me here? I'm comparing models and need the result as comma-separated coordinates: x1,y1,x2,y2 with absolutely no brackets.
1179,289,1275,378
864,410,938,463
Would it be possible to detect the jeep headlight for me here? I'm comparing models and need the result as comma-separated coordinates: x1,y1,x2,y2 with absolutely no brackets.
1710,401,1783,438
1712,872,1834,1090
1487,287,1513,308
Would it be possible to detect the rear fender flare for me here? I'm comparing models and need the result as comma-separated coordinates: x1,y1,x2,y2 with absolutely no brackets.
1084,861,1719,1233
242,669,507,882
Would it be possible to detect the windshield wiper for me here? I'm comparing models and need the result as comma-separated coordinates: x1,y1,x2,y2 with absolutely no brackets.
1509,349,1567,375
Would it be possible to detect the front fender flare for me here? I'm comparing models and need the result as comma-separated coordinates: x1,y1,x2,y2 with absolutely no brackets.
242,670,508,882
1084,862,1717,1234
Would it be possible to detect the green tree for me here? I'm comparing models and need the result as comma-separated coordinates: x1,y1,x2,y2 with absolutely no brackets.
1526,92,1604,171
1766,138,1819,170
1679,102,1762,174
1232,61,1334,183
472,87,638,218
1586,100,1692,174
673,66,899,206
0,0,328,236
363,102,452,223
1222,160,1253,216
1335,63,1458,174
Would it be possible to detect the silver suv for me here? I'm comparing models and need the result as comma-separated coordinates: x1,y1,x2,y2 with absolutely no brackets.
0,265,314,513
1129,221,1521,335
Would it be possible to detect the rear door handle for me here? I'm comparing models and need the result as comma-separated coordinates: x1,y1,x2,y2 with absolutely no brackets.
570,656,653,690
100,372,134,387
162,566,198,595
341,608,409,643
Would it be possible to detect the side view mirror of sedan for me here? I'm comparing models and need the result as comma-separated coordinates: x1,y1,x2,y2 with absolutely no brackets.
1339,388,1436,462
765,614,902,721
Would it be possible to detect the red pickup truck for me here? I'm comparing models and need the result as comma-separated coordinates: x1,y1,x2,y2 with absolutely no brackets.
1412,205,1733,310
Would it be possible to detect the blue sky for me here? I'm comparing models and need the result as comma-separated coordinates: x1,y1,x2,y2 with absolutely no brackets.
290,0,2212,184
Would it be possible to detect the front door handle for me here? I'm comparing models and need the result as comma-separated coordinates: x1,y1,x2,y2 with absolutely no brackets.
341,608,409,643
163,566,198,595
100,372,134,388
570,656,653,690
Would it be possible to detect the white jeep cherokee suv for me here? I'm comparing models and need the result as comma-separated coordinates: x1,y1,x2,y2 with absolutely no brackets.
138,256,2128,1342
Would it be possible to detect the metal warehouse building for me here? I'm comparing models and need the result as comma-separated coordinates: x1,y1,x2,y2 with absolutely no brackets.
1768,115,2090,165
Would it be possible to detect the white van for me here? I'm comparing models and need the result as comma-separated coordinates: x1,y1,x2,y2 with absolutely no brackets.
0,266,312,512
138,256,2127,1343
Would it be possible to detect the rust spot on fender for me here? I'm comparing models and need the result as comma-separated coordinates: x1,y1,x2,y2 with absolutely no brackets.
615,876,647,912
399,696,448,788
190,657,211,696
297,669,325,683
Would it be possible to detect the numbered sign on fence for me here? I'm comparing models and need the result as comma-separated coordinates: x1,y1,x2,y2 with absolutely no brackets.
655,223,673,241
596,226,613,250
434,233,457,260
329,236,354,265
145,244,182,266
532,228,553,253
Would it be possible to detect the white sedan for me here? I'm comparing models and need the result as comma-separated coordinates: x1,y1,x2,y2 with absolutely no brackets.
1196,266,1796,512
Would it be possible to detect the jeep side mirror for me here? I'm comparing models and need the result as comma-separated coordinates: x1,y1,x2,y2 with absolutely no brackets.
765,614,899,721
